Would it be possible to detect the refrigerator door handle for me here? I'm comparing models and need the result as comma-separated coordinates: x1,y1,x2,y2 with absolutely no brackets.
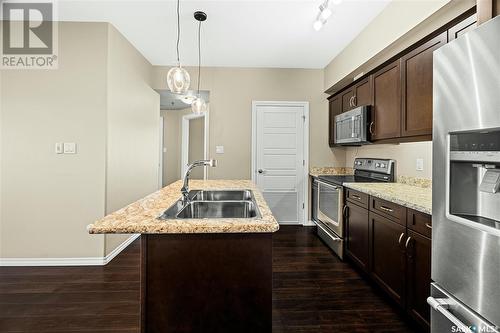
427,297,474,333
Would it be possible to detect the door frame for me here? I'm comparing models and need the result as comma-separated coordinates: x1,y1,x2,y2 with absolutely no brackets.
181,109,210,179
251,101,309,226
159,116,164,189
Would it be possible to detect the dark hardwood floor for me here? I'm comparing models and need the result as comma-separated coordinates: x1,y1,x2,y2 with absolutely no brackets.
0,226,421,332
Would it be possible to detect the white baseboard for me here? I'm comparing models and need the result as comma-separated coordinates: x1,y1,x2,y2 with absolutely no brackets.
0,234,140,267
302,220,316,227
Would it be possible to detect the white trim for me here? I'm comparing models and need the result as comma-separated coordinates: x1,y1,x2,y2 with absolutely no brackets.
251,101,310,226
159,116,164,189
180,111,209,179
0,234,140,267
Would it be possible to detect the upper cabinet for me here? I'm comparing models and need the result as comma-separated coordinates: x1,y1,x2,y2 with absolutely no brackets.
372,61,401,141
448,14,477,41
326,11,477,145
328,95,341,147
401,32,447,138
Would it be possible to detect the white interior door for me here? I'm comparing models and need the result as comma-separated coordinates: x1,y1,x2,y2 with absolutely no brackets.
253,102,307,225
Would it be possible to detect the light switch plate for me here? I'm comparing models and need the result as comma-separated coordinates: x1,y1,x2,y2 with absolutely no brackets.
216,146,224,154
63,142,77,154
55,142,63,154
416,158,424,171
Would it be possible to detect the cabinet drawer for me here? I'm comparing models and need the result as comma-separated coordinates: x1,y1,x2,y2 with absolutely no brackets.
346,189,369,208
407,209,432,238
370,197,406,225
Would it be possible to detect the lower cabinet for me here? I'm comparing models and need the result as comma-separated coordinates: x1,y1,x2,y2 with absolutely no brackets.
345,201,369,272
344,189,431,331
406,230,431,329
369,212,406,307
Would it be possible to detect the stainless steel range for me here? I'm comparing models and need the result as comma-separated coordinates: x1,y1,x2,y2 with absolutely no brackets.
312,158,395,259
430,16,500,333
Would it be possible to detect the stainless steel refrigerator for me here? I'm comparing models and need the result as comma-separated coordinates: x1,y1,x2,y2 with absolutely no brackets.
431,15,500,333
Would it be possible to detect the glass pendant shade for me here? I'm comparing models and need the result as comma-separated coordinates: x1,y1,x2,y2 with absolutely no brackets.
167,65,190,94
191,96,207,114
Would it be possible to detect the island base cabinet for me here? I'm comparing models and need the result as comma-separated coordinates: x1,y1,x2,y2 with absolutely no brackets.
141,233,272,333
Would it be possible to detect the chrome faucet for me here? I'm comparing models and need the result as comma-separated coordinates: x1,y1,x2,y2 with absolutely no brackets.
181,159,218,203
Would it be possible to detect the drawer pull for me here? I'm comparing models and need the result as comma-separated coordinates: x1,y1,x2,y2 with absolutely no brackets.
379,205,394,213
352,194,361,200
425,223,432,229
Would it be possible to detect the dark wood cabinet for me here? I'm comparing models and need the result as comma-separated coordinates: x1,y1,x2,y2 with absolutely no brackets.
328,95,342,147
353,76,373,107
369,212,406,306
401,32,447,138
406,230,431,330
448,14,477,41
341,88,354,112
343,189,432,330
372,61,402,140
345,201,370,272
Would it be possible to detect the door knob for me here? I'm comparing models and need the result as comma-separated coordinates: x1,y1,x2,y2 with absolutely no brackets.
258,169,265,174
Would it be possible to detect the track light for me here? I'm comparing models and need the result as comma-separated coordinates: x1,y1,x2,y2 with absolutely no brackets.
313,0,338,31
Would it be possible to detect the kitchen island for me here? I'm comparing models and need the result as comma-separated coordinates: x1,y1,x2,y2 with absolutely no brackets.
88,180,279,333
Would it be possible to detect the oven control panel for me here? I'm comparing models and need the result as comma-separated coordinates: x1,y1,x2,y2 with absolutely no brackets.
354,158,395,175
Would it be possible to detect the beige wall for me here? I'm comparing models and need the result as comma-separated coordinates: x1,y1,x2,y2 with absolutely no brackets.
104,26,160,255
161,109,206,186
345,142,432,179
0,22,159,259
188,117,205,180
324,0,476,91
153,67,345,180
1,23,108,258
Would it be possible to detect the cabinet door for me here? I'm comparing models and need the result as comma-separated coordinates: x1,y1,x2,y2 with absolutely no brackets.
406,230,431,330
369,212,406,306
328,95,342,147
353,76,373,107
448,14,477,41
341,88,354,112
401,32,447,138
372,61,401,140
345,201,369,272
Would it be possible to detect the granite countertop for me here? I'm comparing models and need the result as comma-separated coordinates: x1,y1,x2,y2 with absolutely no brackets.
343,182,432,215
87,180,279,234
309,167,354,177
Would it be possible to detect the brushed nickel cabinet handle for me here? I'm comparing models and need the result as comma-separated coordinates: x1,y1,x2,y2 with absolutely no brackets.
425,223,432,229
398,232,405,245
343,205,348,218
352,194,361,200
353,95,357,106
405,236,412,249
369,121,374,135
380,205,394,213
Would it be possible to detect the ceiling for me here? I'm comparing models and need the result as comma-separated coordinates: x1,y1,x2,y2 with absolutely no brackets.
58,0,390,69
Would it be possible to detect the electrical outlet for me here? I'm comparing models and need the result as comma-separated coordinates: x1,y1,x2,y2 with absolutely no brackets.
416,158,424,171
216,146,224,154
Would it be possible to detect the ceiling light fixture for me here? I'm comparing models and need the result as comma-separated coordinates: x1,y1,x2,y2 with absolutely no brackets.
313,0,334,31
166,0,190,94
191,11,208,114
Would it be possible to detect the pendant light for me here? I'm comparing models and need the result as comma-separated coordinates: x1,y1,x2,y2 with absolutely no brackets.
167,0,190,94
191,11,207,114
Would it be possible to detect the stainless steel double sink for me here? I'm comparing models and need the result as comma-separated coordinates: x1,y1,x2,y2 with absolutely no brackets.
158,190,261,220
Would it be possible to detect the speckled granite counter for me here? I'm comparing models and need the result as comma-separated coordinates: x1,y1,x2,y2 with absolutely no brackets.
310,167,354,177
87,180,279,234
343,182,432,215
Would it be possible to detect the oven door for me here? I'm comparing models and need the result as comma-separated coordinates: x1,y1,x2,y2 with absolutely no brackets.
316,180,343,237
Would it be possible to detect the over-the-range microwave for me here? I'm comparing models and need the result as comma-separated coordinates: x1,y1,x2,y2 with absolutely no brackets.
334,105,371,146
